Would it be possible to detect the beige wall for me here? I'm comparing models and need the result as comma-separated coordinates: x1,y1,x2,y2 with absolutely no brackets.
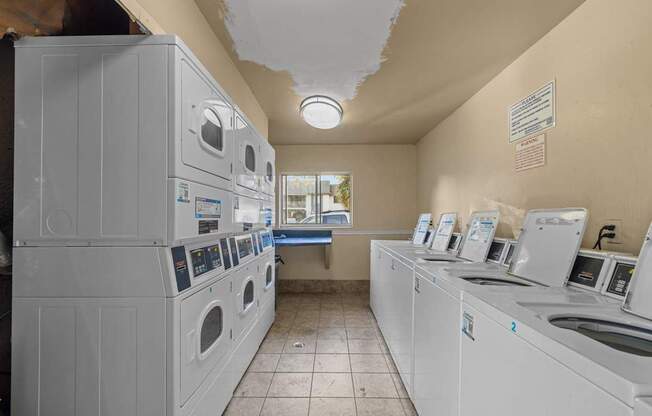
116,0,268,137
417,0,652,255
275,145,417,280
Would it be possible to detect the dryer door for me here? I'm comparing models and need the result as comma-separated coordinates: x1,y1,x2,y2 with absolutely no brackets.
234,115,259,194
180,59,233,184
233,266,258,342
260,257,275,308
180,275,233,405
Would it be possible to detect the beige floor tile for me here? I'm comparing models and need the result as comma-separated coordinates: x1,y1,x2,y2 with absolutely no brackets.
308,397,356,416
356,398,406,416
319,317,345,327
318,327,347,340
259,339,286,354
348,339,381,354
391,373,409,399
400,398,417,416
276,354,315,372
234,372,274,397
267,373,313,397
344,317,374,328
311,373,354,397
260,398,310,416
346,327,377,340
350,354,389,373
316,338,348,354
352,373,398,398
384,354,399,373
288,326,319,339
314,354,351,373
224,397,265,416
249,354,281,372
283,339,317,354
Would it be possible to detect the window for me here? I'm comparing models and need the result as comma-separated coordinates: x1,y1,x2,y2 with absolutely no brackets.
245,144,256,172
280,173,352,226
243,280,255,309
266,265,273,287
200,305,223,354
266,161,274,183
200,108,224,153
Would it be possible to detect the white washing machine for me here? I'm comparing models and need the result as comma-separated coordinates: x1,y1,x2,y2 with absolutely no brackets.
410,208,588,416
456,229,648,416
394,210,500,264
459,231,650,416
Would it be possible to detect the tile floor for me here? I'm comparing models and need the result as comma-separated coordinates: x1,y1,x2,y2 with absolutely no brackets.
223,293,417,416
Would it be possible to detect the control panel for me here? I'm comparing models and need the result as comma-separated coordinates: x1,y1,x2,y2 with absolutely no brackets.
189,243,223,278
602,255,637,299
447,233,463,253
487,239,507,264
567,250,610,291
502,241,517,267
171,240,231,292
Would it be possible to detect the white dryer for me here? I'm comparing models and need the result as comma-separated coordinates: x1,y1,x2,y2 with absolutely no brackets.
260,142,276,198
172,47,235,192
233,113,260,198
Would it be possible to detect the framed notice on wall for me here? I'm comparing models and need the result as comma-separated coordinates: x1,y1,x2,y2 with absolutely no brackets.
509,81,556,143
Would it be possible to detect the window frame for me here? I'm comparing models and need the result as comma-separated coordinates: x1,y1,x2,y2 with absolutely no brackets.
278,172,353,229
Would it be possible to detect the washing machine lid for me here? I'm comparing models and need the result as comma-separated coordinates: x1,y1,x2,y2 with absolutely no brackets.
430,212,458,252
623,222,652,320
508,208,588,287
458,210,500,263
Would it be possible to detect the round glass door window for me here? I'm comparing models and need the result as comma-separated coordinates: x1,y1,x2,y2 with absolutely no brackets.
201,108,224,153
200,305,223,354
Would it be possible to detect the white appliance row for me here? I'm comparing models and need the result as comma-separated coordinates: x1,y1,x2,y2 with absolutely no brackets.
371,210,652,416
12,35,277,416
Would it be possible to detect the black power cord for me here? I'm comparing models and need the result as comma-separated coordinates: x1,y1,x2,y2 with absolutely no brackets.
592,224,616,250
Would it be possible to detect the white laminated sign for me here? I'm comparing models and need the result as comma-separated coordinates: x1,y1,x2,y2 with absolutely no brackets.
509,81,555,143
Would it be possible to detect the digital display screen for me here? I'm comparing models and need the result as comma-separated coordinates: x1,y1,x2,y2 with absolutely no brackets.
237,237,253,259
190,248,209,277
568,255,604,288
206,244,222,269
448,235,459,250
487,241,505,262
503,244,515,266
606,262,635,296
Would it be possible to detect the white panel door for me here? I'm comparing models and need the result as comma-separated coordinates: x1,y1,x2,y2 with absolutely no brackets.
413,274,461,416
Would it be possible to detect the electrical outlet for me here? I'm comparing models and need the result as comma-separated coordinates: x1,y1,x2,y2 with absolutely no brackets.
605,219,623,245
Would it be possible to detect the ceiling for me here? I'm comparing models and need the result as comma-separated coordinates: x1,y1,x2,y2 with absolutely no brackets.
196,0,585,145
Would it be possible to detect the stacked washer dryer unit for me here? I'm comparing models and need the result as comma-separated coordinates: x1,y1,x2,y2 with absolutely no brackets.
228,111,276,394
11,35,274,416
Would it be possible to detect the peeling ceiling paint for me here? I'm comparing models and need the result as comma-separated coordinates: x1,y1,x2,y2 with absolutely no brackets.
222,0,404,101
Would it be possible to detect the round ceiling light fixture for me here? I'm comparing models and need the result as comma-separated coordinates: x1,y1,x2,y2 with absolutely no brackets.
300,95,343,129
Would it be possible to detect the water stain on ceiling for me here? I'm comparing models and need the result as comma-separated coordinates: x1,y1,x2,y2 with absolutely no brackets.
222,0,404,102
197,0,586,144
